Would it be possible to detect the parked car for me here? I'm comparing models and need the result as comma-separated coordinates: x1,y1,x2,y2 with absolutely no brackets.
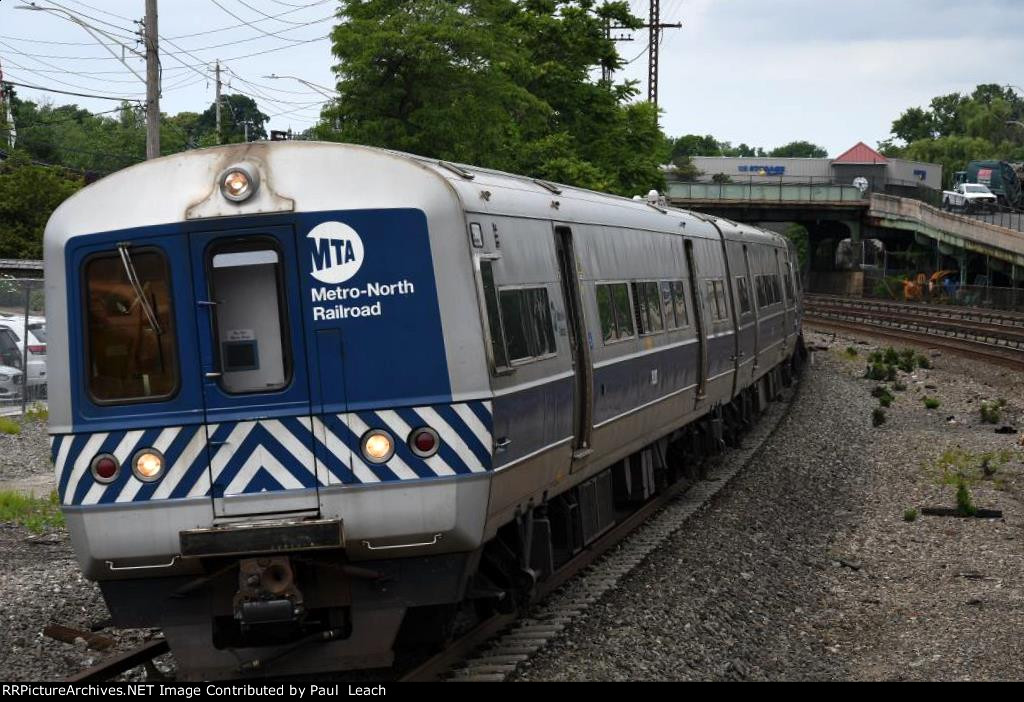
0,364,24,401
0,316,46,397
0,326,20,369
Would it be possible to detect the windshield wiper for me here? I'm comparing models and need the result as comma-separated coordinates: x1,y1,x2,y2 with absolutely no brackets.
116,242,163,335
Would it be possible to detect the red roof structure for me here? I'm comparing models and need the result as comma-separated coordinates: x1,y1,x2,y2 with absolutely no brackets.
833,141,887,165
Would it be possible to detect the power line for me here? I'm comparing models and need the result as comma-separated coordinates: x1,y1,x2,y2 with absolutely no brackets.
165,0,332,40
1,78,142,102
2,62,144,97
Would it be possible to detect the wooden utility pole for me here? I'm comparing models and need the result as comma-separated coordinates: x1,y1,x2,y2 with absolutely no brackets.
215,60,222,144
144,0,160,159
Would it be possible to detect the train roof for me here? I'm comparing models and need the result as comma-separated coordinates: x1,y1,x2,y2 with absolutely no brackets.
44,141,786,249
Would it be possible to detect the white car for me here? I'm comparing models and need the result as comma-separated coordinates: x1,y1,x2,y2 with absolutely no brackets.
942,183,998,211
0,317,46,396
0,364,24,401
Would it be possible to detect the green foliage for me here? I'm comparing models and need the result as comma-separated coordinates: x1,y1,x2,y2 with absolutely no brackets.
916,353,932,369
783,223,808,270
0,152,84,259
980,400,1002,424
923,396,941,410
883,84,1024,187
903,507,918,522
955,479,977,516
768,140,828,158
196,94,269,144
844,346,859,357
893,380,907,391
872,407,886,427
865,362,890,381
24,403,48,423
0,490,64,533
0,417,22,435
319,0,666,196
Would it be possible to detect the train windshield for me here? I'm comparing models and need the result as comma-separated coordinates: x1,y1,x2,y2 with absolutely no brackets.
84,249,178,402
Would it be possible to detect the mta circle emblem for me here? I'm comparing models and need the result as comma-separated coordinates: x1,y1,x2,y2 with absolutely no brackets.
308,221,365,284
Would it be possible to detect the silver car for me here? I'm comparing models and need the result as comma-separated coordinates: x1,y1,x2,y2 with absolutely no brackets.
0,364,23,401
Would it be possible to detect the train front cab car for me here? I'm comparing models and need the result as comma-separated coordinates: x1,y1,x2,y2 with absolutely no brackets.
44,142,802,679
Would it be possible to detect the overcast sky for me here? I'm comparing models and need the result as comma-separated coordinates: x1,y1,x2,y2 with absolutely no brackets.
2,0,1022,156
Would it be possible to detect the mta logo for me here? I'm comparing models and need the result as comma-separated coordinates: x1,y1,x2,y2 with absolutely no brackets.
307,221,365,284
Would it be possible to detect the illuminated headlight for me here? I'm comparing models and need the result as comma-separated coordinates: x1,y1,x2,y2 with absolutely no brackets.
131,448,165,482
218,164,260,203
361,429,395,464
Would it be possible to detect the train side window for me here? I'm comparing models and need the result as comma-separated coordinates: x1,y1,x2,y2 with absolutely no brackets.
645,282,664,333
736,276,752,315
596,284,616,343
209,243,292,394
498,287,556,363
83,248,179,403
671,281,689,327
611,283,635,340
660,281,675,329
632,281,663,335
479,261,509,369
706,279,728,321
595,282,634,343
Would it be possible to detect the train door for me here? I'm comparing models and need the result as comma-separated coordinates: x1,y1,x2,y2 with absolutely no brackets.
742,245,761,370
684,239,708,400
190,226,322,518
554,225,594,460
774,249,790,348
723,240,756,395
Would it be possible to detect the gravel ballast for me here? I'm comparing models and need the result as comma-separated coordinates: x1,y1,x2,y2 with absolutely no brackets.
515,330,1024,681
1,330,1022,681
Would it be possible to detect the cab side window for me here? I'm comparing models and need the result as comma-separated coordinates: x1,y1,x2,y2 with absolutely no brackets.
83,248,179,403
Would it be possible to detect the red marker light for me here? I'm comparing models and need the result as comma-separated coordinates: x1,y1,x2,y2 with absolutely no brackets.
409,428,440,458
91,454,120,483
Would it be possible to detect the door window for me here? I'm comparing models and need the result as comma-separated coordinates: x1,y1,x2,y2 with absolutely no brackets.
208,243,292,394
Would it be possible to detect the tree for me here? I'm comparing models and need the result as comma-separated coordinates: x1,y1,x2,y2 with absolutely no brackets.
196,94,269,144
768,140,827,158
317,0,665,196
0,152,83,259
883,84,1024,187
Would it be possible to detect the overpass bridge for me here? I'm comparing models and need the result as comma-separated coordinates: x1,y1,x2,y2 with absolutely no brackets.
666,180,1024,291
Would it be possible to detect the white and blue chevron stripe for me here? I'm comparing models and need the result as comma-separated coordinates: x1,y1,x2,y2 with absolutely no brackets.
51,401,493,506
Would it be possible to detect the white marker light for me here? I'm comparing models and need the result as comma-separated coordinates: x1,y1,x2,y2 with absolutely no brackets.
218,164,260,202
131,448,165,482
361,430,395,464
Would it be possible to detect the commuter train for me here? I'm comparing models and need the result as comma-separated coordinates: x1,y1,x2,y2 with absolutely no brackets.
44,142,803,679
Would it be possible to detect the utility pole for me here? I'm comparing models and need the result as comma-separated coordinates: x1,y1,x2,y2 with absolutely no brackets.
0,56,15,148
603,19,634,84
143,0,160,159
647,0,681,107
215,60,222,144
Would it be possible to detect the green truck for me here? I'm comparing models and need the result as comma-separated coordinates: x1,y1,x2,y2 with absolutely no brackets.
952,160,1024,209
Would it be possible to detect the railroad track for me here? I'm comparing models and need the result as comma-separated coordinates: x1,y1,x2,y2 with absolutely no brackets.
65,378,801,684
402,381,801,682
804,294,1024,370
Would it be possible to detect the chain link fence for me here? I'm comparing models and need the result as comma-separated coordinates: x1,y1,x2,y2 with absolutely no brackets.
862,272,1024,312
0,278,47,418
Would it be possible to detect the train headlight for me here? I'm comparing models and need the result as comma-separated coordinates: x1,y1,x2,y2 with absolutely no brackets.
131,448,165,482
408,427,440,458
90,453,121,484
361,430,394,464
218,164,260,203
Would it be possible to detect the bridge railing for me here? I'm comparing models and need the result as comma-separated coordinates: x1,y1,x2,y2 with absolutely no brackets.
666,175,942,206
